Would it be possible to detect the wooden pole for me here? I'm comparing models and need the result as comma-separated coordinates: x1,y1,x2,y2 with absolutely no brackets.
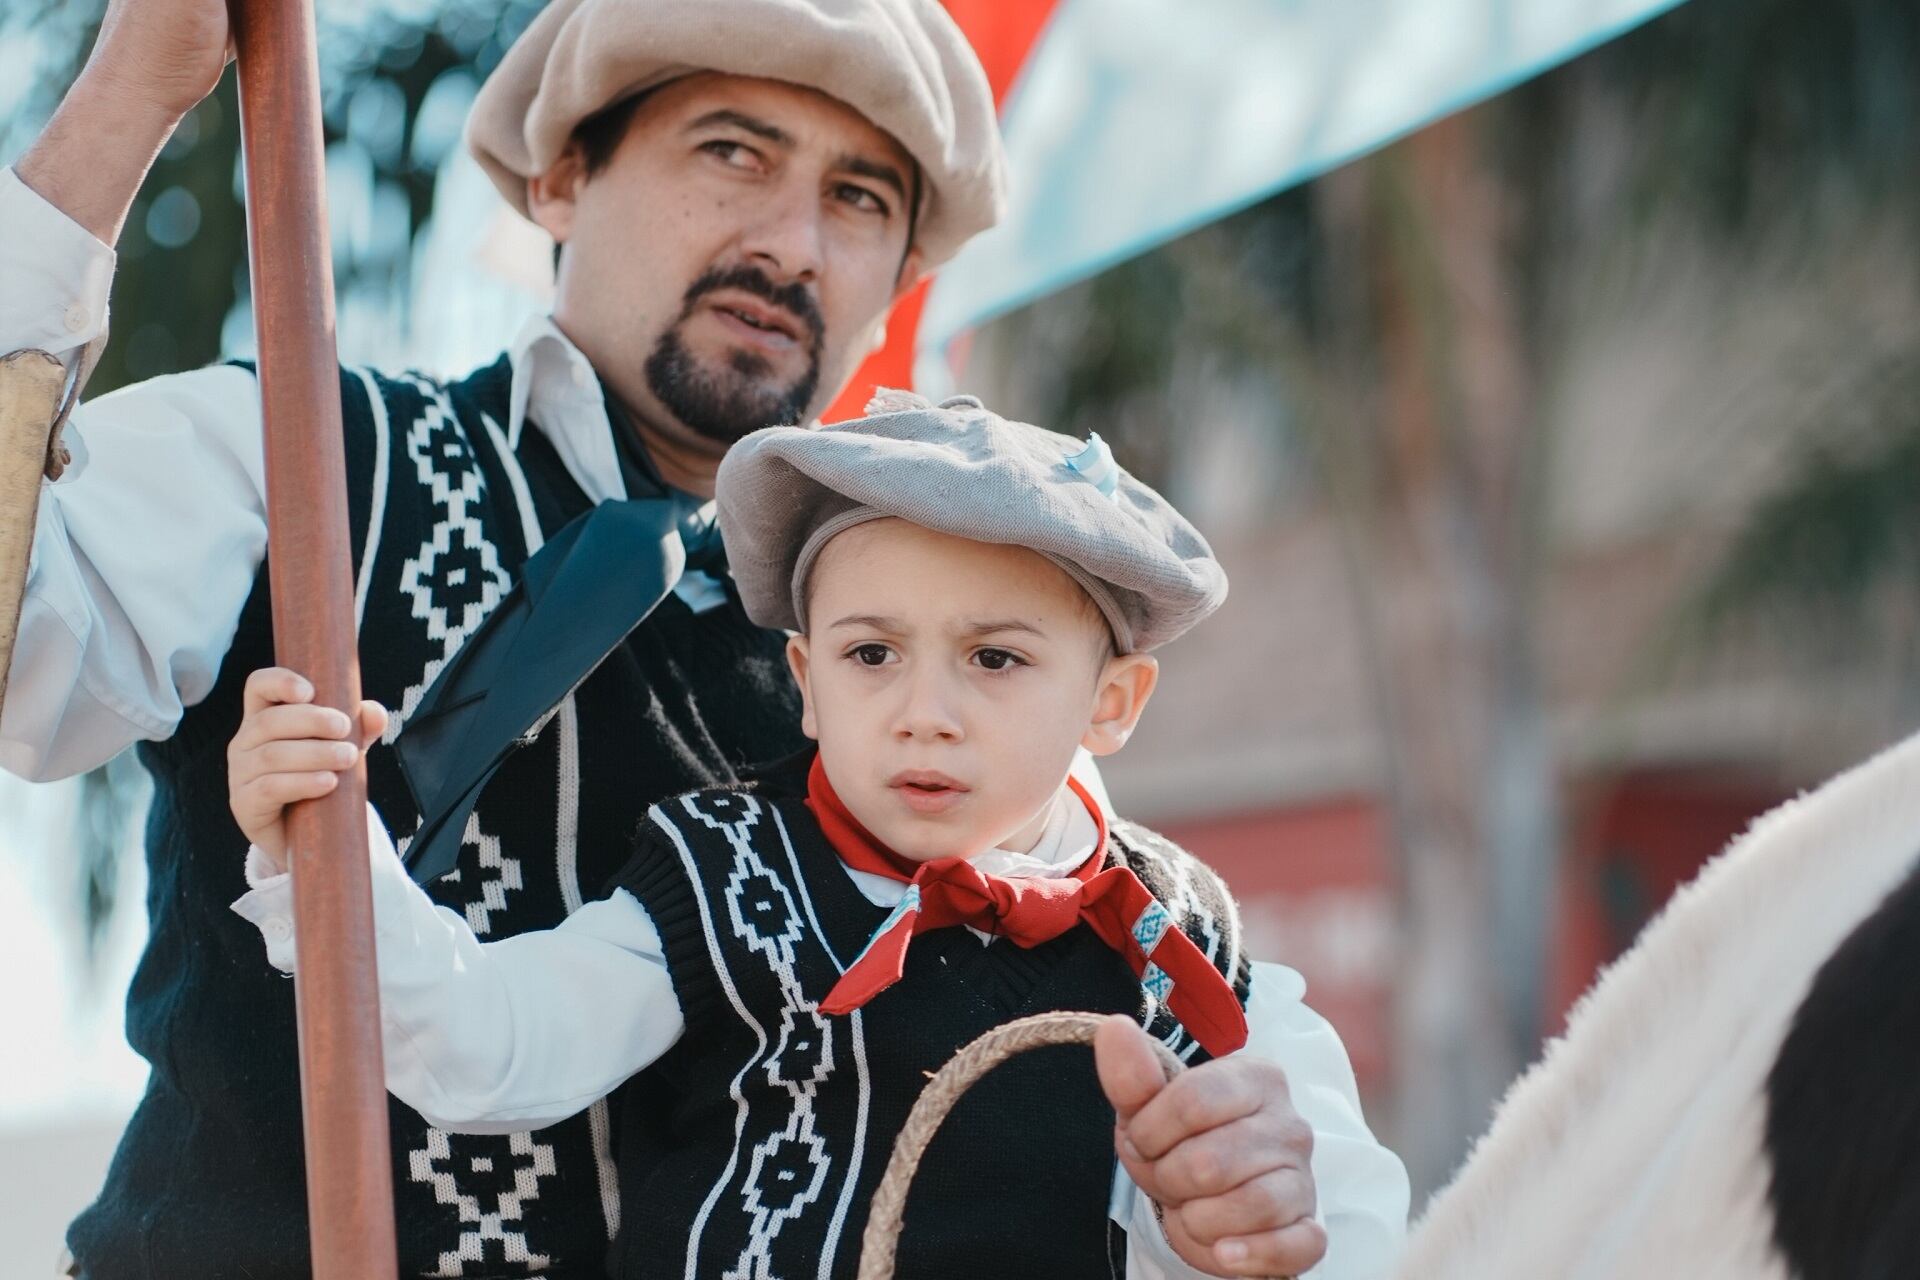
0,351,66,716
230,1,398,1274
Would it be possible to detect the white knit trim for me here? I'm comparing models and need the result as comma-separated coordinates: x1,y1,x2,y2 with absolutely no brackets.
350,366,391,629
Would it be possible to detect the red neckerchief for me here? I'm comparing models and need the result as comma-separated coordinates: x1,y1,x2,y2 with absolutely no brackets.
806,755,1248,1057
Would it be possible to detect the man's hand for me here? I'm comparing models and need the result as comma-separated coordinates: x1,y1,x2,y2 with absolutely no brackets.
1096,1015,1326,1278
87,0,235,124
15,0,234,248
228,667,386,872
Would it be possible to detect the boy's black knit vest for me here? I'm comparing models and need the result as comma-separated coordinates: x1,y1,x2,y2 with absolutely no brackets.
611,784,1253,1280
67,358,807,1280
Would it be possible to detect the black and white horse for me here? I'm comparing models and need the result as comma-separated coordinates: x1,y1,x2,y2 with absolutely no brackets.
1400,732,1920,1280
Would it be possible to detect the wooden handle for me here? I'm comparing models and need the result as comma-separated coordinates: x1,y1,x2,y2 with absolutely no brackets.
231,0,399,1274
0,349,66,718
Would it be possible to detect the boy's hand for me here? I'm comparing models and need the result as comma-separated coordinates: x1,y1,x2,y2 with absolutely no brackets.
228,667,387,873
1095,1015,1325,1278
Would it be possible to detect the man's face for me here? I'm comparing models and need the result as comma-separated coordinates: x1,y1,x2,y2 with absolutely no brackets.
788,519,1156,863
529,74,923,448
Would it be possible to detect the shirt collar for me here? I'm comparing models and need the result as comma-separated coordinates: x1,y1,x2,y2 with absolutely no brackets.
506,313,627,506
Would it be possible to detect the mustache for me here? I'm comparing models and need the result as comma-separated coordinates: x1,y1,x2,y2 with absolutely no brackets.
681,264,824,349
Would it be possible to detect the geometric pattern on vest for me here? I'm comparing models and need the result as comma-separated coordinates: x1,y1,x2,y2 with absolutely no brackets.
611,785,1252,1280
75,355,806,1280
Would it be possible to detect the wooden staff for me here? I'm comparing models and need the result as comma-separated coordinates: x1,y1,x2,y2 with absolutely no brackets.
0,351,66,713
231,0,398,1273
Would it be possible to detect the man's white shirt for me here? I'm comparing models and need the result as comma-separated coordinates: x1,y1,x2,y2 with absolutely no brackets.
0,165,714,781
1,162,1410,1277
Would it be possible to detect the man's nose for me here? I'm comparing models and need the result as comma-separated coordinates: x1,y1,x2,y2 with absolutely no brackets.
891,667,964,743
739,178,826,286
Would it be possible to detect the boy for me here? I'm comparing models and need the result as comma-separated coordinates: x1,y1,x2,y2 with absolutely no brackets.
228,392,1408,1278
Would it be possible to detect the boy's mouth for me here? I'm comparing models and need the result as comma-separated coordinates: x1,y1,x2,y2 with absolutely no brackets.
888,770,970,815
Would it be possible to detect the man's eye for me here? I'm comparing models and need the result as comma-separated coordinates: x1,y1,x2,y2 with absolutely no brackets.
851,644,893,666
973,648,1025,672
701,140,759,168
835,184,888,215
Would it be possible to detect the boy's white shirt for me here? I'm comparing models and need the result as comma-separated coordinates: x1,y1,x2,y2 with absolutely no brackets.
233,800,1409,1280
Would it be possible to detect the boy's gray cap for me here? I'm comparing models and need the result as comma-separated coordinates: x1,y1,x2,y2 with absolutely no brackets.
715,390,1228,652
465,0,1006,268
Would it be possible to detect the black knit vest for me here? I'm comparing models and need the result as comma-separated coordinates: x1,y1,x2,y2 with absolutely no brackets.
610,783,1253,1280
67,357,808,1279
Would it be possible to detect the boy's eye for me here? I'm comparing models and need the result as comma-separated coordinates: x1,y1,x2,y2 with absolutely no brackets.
851,643,894,667
972,648,1026,672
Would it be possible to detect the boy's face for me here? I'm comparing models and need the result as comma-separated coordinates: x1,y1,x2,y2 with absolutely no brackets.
788,518,1158,863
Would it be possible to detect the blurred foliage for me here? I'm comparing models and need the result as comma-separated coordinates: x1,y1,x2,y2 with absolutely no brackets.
989,0,1920,652
0,0,549,394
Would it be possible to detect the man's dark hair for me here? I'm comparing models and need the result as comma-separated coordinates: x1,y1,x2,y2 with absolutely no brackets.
552,91,656,270
576,89,657,177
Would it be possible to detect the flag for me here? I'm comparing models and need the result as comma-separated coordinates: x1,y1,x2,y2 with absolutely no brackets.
826,0,1693,415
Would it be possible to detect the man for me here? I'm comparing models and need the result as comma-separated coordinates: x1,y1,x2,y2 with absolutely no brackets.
0,0,1404,1276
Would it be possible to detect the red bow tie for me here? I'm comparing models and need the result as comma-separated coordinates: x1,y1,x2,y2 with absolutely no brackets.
806,756,1248,1058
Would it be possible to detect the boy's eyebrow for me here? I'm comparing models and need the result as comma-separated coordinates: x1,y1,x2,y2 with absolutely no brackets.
826,613,907,632
958,619,1047,639
824,615,1053,638
686,109,794,149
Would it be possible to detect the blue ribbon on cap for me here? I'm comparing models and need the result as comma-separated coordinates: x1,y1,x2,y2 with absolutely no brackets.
1064,432,1121,498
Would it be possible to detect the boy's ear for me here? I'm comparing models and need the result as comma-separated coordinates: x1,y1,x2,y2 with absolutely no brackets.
786,636,820,741
1082,653,1158,757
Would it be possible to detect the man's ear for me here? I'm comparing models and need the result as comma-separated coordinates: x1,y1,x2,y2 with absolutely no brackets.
1083,653,1158,757
862,251,930,359
892,246,927,301
786,635,820,741
527,145,589,245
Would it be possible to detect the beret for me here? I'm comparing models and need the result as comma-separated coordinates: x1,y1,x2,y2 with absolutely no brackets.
465,0,1007,267
715,390,1228,652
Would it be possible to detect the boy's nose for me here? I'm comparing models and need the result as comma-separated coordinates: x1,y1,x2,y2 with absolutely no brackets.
891,672,964,743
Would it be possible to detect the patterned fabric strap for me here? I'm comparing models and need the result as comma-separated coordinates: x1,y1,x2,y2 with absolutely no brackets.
807,757,1248,1056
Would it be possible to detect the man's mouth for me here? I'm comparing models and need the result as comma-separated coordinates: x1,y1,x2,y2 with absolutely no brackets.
706,294,804,346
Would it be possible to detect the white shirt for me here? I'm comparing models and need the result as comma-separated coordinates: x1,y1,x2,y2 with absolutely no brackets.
233,799,1409,1280
0,165,724,782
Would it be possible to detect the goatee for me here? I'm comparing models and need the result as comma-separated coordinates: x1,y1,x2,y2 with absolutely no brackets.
645,265,825,444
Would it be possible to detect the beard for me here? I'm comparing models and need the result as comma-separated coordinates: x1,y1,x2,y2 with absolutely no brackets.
644,265,826,445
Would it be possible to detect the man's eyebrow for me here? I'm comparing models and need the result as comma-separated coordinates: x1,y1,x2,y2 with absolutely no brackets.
836,153,909,204
686,109,793,149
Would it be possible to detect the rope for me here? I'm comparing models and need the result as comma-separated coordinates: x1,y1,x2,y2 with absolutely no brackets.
855,1011,1183,1280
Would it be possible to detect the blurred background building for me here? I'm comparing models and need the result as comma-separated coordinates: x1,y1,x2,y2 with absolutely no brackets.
3,0,1917,1266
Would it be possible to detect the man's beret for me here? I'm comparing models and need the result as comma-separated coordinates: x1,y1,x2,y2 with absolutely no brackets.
715,390,1229,653
465,0,1007,267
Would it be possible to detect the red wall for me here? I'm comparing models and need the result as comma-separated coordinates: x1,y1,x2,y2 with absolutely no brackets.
1157,768,1788,1095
